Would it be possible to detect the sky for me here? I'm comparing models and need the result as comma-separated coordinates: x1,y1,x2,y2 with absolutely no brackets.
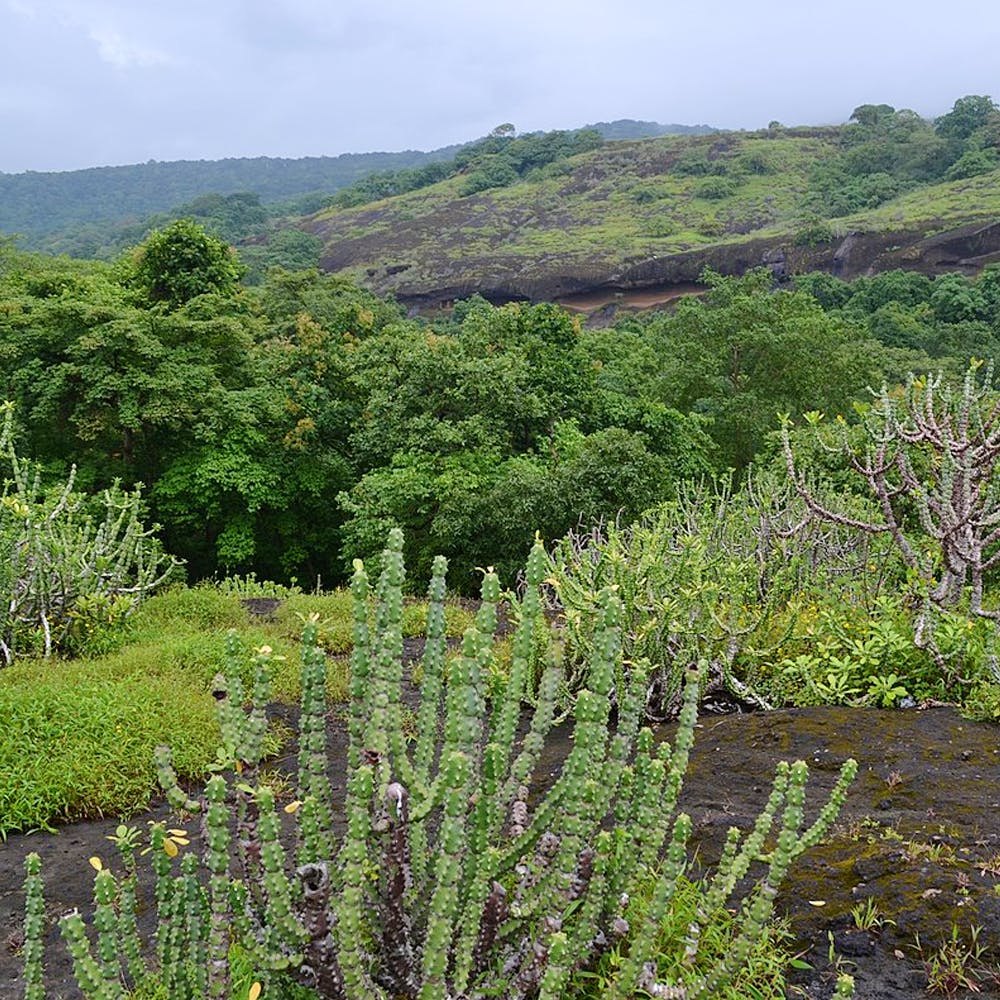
2,0,999,174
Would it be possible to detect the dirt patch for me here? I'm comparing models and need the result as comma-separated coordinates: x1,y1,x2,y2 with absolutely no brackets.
555,282,705,316
2,704,998,999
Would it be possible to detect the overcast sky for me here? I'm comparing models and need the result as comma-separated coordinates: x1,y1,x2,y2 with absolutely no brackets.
2,0,998,174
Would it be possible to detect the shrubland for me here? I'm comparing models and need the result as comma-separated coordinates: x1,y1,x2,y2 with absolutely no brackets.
5,210,1000,998
19,532,857,1000
297,95,1000,302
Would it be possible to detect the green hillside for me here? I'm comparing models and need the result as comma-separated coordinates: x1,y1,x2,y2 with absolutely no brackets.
0,120,703,253
288,99,1000,306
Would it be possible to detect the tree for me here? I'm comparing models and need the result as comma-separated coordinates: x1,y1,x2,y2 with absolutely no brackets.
935,95,999,143
782,364,1000,670
648,269,886,472
849,103,896,130
126,219,245,309
944,147,1000,180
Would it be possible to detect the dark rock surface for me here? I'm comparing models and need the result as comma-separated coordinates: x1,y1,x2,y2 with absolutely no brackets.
2,703,999,998
313,214,1000,316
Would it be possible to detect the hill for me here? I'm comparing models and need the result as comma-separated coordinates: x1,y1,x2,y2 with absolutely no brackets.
0,147,463,244
279,99,1000,310
0,121,705,251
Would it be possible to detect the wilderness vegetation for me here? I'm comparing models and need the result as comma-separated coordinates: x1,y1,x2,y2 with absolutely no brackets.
7,96,999,287
4,95,1000,1000
0,146,465,250
0,120,706,262
299,95,1000,300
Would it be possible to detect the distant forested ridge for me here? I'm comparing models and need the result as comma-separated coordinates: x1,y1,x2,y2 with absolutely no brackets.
0,147,463,243
583,119,716,139
0,120,705,251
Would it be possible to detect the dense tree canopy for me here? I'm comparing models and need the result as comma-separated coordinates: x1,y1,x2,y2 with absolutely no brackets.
3,215,999,591
126,219,246,309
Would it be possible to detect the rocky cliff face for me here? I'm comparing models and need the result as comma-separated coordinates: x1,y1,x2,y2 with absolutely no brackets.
316,217,1000,316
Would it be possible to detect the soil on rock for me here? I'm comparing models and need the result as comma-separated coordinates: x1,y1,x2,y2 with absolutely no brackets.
2,702,999,999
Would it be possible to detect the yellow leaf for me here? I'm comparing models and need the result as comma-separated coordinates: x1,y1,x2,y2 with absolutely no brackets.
248,983,262,1000
170,836,190,846
88,856,103,871
284,800,302,814
807,899,826,906
163,838,179,858
168,829,188,837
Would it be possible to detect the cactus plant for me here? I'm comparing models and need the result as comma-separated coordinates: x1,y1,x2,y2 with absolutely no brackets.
23,529,856,999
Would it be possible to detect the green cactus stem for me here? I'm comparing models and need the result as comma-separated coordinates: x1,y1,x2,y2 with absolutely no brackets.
60,909,123,1000
22,853,45,1000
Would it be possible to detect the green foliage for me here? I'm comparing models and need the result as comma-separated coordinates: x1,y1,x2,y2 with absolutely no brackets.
3,223,1000,598
693,176,739,200
0,575,479,834
547,455,1000,717
785,365,1000,617
770,596,993,708
458,157,520,196
546,473,898,715
26,530,854,1000
783,364,1000,702
337,418,710,591
126,220,245,309
793,218,836,247
328,126,605,206
0,659,218,835
0,403,177,663
944,147,1000,180
795,266,1000,367
935,95,1000,144
574,875,793,999
0,147,461,248
241,229,323,284
643,268,886,471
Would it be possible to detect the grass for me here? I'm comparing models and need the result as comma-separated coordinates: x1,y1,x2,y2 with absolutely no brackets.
0,659,219,835
0,582,476,837
572,874,795,999
306,129,840,286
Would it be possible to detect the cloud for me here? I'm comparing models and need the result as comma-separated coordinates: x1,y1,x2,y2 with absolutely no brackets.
87,25,169,69
3,0,1000,173
5,1,172,69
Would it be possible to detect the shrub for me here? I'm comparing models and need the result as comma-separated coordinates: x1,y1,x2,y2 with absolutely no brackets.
546,475,895,717
23,530,856,1000
943,147,999,181
0,403,177,664
692,176,739,200
794,218,836,247
782,364,1000,676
